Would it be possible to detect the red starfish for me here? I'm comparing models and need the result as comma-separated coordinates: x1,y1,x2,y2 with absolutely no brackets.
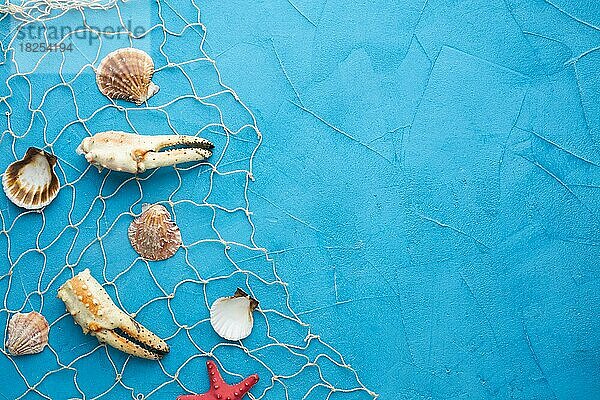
177,360,259,400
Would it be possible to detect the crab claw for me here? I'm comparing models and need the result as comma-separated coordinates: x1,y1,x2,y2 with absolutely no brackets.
93,317,170,360
77,131,214,173
58,269,170,360
135,135,214,172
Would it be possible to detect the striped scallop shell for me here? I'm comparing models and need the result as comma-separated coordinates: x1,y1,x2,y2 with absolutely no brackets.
6,312,49,356
210,288,259,341
96,48,159,105
128,203,182,261
2,147,60,210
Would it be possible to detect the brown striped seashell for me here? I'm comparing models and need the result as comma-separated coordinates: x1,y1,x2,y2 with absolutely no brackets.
128,203,182,261
96,48,159,105
2,147,60,210
6,311,49,356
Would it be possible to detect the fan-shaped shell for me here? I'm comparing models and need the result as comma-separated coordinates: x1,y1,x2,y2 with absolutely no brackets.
6,311,49,356
210,288,259,341
128,203,182,261
96,48,159,105
2,147,60,210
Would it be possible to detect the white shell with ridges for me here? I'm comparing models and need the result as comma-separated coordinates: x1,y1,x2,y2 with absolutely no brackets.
210,288,258,341
2,147,60,210
6,311,49,355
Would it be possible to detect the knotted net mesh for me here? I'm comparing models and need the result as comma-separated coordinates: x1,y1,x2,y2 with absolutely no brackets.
0,1,377,398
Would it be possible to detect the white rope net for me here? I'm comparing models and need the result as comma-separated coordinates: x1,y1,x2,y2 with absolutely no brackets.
0,1,378,399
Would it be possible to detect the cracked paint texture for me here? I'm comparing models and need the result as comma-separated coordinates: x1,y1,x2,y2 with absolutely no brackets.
202,0,600,398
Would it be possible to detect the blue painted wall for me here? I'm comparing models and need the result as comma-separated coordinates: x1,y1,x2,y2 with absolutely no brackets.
201,0,600,398
0,0,599,399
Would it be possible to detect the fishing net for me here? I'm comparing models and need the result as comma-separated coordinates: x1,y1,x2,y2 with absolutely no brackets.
0,1,377,398
0,0,120,22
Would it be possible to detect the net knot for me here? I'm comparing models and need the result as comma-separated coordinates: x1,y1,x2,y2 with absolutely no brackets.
3,3,25,14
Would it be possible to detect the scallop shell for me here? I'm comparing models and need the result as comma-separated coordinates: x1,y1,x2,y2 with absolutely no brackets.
6,311,49,356
96,48,159,105
210,288,259,341
128,203,182,261
2,147,60,210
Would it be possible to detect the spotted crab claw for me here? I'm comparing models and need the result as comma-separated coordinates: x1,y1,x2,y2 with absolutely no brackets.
57,269,170,360
76,131,214,173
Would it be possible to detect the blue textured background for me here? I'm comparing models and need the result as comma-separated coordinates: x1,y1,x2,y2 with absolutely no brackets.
203,0,600,398
1,0,600,399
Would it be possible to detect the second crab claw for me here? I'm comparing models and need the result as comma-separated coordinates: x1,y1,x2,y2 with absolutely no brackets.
76,131,214,173
57,269,170,360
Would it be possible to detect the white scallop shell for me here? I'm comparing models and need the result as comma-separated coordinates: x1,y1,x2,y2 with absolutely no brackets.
210,288,258,341
2,147,60,210
6,311,49,355
96,48,159,105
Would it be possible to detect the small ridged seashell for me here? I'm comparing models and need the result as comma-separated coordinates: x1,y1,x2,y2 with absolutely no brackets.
2,147,60,210
96,48,159,105
210,288,259,341
128,203,182,261
6,311,49,356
